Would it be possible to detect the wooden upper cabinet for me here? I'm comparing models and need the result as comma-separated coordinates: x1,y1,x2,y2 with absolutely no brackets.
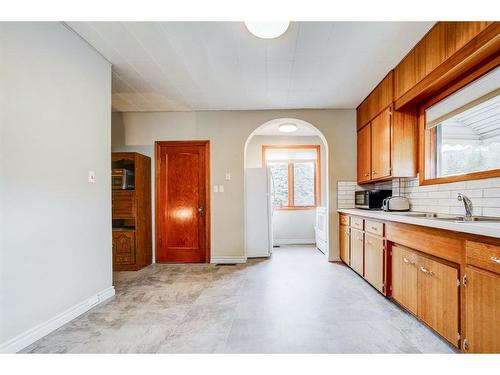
357,71,394,130
394,21,496,108
371,108,391,180
357,124,371,183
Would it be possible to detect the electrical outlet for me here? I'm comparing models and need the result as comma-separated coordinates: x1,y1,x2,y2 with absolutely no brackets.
219,185,224,193
225,173,231,181
88,171,96,183
213,185,219,193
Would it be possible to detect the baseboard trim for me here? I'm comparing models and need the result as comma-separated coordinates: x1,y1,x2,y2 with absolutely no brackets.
274,238,316,245
211,256,247,264
0,286,115,353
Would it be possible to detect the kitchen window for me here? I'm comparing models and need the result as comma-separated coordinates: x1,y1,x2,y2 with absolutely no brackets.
420,65,500,185
263,145,320,209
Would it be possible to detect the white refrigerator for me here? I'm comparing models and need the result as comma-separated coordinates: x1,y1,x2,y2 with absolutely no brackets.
245,167,273,258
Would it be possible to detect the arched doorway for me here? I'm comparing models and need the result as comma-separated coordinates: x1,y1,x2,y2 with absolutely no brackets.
243,118,330,259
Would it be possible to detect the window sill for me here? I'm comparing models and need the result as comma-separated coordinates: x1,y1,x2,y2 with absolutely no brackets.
274,206,318,211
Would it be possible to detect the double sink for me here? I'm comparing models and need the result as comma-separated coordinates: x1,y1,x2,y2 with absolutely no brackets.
389,211,500,223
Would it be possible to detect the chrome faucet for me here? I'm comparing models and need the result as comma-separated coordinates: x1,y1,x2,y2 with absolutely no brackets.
457,193,473,221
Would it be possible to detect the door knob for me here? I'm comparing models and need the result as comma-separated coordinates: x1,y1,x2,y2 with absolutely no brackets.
198,207,204,216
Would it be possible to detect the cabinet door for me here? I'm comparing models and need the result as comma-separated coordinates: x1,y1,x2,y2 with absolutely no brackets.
113,231,136,265
391,245,418,315
350,229,364,276
339,225,350,265
365,234,385,292
465,266,500,353
357,124,371,183
371,107,392,179
417,256,459,346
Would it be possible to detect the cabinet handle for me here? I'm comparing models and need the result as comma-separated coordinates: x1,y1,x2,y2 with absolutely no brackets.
370,226,378,231
490,256,500,264
364,173,369,177
420,266,434,276
403,257,415,265
344,231,350,235
372,171,377,175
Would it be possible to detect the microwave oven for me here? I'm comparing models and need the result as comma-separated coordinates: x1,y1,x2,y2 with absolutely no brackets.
112,168,135,190
355,189,392,210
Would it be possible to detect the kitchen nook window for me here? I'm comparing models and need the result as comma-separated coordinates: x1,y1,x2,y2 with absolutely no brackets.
262,145,320,210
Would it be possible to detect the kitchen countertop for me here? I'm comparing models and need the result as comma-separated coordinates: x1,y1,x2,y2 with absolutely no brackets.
337,208,500,239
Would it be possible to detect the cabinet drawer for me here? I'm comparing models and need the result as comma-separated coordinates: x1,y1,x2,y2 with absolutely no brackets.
340,214,350,226
112,191,136,219
365,220,384,236
466,241,500,274
351,216,364,230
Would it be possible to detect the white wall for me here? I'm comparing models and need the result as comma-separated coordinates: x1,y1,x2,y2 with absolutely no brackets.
0,23,112,351
245,135,327,244
112,109,357,261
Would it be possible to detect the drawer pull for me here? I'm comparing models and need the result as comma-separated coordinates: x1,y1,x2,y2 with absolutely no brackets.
370,226,378,231
491,256,500,264
420,266,434,276
344,231,350,235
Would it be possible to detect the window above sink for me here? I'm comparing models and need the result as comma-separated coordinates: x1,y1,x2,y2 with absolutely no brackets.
419,64,500,185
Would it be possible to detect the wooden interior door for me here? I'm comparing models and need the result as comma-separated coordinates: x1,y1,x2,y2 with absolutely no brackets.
465,266,500,353
417,256,459,346
339,225,350,265
391,245,418,315
156,141,210,263
371,107,391,179
357,124,371,183
350,229,364,276
364,233,384,292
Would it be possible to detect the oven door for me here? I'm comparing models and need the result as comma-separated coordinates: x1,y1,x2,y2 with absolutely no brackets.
355,191,368,209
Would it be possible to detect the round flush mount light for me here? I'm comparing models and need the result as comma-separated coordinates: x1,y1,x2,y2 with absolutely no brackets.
244,21,290,39
278,123,298,133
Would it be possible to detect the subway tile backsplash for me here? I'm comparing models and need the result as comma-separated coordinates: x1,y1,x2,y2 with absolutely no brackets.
337,176,500,217
394,176,500,217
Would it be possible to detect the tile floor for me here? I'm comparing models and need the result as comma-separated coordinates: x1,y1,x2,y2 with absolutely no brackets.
22,246,456,353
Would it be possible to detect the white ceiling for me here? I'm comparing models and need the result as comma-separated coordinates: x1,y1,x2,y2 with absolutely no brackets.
253,118,320,136
67,22,435,112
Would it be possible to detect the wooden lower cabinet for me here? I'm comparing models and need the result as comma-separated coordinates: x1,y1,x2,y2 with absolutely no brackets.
350,229,364,276
391,244,459,347
391,245,418,315
364,233,384,292
417,256,459,346
112,230,135,265
464,266,500,353
339,224,350,265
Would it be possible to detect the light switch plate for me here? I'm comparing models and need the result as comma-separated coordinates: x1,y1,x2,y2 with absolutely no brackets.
225,173,231,181
213,185,219,193
88,171,96,183
219,185,224,193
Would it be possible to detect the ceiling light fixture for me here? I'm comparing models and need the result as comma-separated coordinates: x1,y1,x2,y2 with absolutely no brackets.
244,21,290,39
278,123,298,133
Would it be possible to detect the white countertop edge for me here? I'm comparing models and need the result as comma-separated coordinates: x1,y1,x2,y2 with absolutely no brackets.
337,208,500,239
